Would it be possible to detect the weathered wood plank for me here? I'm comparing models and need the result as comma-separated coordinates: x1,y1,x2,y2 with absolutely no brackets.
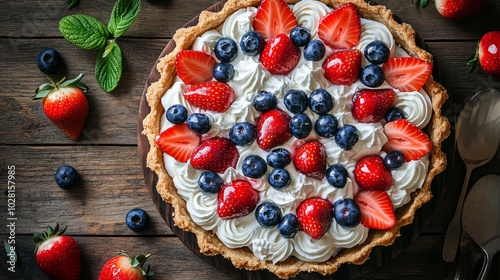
1,0,499,40
0,145,173,236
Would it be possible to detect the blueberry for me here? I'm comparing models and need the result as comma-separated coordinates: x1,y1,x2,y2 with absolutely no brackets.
252,91,277,112
385,107,406,123
326,164,348,188
314,114,339,138
266,148,291,168
309,89,334,115
364,40,390,64
333,198,361,228
37,48,62,74
278,214,300,238
335,125,359,150
198,171,223,194
214,38,238,62
166,104,188,124
360,64,385,87
242,155,267,179
290,27,311,47
255,202,282,228
284,89,308,114
303,40,326,61
229,122,256,146
385,150,406,170
213,62,235,82
54,165,80,189
240,31,265,56
186,113,211,134
289,114,312,139
268,168,291,190
126,208,149,232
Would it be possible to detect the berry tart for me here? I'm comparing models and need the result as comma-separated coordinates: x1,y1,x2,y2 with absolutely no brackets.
143,0,450,278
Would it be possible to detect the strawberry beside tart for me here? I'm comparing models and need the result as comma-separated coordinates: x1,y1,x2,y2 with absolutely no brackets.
143,0,450,278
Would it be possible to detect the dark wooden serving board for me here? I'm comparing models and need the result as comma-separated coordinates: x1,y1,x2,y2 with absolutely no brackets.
137,2,454,279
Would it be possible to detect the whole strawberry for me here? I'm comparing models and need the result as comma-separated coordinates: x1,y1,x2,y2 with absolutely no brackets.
296,198,333,239
354,155,394,191
33,223,81,280
468,31,500,79
257,109,292,150
190,137,239,173
98,251,153,280
435,0,487,20
217,180,260,219
32,74,89,140
260,33,300,75
323,49,362,86
293,141,327,180
352,89,396,123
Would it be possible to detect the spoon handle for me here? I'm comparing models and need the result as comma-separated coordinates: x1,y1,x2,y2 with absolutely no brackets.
478,251,492,280
443,164,473,262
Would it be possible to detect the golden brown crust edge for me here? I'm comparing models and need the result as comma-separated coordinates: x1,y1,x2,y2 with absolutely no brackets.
142,0,451,278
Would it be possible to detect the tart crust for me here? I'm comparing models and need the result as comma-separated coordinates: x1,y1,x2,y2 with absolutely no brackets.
142,0,450,278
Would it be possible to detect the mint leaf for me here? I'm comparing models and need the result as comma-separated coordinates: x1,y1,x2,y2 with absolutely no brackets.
95,41,122,92
60,14,109,50
108,0,141,38
64,0,79,9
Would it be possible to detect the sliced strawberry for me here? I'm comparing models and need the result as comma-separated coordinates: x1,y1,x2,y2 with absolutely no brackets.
354,155,394,191
260,33,300,75
217,180,260,219
175,50,217,85
190,137,239,173
323,49,362,86
318,3,360,49
253,0,298,40
155,124,201,163
382,57,432,92
352,89,396,123
383,119,432,161
183,81,235,113
354,190,396,229
257,109,292,150
293,141,327,180
435,0,487,20
296,198,333,239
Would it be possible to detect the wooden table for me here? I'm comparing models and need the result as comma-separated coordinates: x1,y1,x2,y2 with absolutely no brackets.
1,0,499,279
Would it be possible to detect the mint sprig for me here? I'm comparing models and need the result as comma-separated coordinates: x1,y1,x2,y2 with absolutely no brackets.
59,0,141,92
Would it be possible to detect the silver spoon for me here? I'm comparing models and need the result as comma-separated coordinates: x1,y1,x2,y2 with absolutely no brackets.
462,175,500,280
442,88,500,262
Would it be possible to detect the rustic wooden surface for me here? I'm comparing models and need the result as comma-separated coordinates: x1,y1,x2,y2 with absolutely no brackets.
1,0,500,279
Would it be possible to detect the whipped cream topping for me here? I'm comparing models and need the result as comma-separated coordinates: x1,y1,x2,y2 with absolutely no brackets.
160,1,433,263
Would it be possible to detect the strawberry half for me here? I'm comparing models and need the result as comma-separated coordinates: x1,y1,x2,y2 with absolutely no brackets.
323,49,362,86
383,119,432,161
354,155,394,191
296,198,334,239
435,0,487,20
468,31,500,79
257,109,292,150
253,0,298,40
354,190,396,230
382,57,432,92
352,89,396,123
175,50,217,84
293,141,327,180
318,3,360,49
98,251,153,280
260,33,300,75
217,180,260,219
32,74,89,140
155,124,201,163
190,137,239,173
183,81,235,113
34,224,80,280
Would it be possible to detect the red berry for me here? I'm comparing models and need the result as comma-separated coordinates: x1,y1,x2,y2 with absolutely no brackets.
257,109,292,150
383,119,432,161
318,3,360,49
183,81,235,113
253,0,298,40
155,124,201,163
260,33,301,75
217,180,260,219
190,137,239,174
296,198,333,239
354,155,394,191
98,251,153,280
382,57,432,92
469,31,500,79
175,50,217,84
323,49,362,86
293,141,327,180
354,190,396,229
435,0,487,20
352,89,396,123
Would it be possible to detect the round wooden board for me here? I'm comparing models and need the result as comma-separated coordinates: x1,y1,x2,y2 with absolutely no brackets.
137,1,455,279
